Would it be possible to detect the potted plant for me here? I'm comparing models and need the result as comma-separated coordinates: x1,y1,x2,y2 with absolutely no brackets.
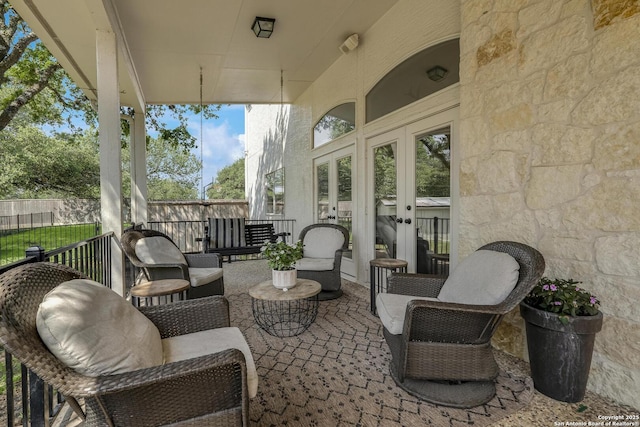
520,277,603,403
261,240,304,289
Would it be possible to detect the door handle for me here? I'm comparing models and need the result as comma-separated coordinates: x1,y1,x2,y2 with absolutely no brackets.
396,217,403,223
404,218,412,224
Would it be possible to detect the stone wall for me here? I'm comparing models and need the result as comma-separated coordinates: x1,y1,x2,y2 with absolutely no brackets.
460,0,640,408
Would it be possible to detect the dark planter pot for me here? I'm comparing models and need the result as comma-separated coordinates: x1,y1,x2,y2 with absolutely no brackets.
519,302,603,403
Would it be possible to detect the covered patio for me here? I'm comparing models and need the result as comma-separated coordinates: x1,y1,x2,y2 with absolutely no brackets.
48,259,631,427
5,0,640,423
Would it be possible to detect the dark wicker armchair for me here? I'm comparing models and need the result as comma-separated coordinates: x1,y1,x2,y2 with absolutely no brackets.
0,262,252,426
295,223,349,300
122,229,224,298
378,241,545,408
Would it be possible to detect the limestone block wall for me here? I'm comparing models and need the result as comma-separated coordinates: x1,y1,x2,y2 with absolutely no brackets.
459,0,640,408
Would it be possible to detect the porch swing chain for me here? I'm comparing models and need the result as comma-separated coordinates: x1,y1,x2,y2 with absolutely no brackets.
200,67,204,199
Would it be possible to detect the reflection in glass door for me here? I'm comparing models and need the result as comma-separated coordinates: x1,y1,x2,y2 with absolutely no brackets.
373,143,398,260
316,163,329,221
368,110,456,274
414,127,451,275
336,156,353,260
314,146,355,275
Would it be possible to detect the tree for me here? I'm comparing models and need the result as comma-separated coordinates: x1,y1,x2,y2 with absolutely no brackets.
206,158,245,200
0,3,228,202
0,120,100,198
373,144,397,203
0,1,67,131
145,137,201,200
0,2,221,148
0,113,202,200
415,134,450,197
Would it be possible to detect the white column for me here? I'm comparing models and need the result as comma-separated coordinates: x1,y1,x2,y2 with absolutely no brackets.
130,110,148,225
96,29,125,296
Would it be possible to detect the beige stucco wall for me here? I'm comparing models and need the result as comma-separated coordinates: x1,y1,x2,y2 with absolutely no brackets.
246,0,639,409
459,0,640,409
246,0,461,280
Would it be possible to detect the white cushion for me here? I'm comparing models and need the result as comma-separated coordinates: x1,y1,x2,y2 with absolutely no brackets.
37,279,164,377
162,327,258,398
303,227,345,258
376,293,438,335
188,267,224,287
135,236,187,265
438,250,520,305
295,257,335,271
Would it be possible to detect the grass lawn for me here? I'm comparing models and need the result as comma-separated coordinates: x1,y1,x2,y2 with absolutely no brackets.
0,223,100,265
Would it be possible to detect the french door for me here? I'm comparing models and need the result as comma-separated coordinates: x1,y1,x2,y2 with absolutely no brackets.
313,145,355,277
368,110,456,273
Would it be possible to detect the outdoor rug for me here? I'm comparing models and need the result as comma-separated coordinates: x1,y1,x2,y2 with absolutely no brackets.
224,261,534,427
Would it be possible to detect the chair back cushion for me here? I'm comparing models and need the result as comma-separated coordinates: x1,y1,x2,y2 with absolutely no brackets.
438,250,520,305
295,257,334,271
303,227,345,258
135,236,187,265
135,236,187,264
209,218,246,248
37,279,164,377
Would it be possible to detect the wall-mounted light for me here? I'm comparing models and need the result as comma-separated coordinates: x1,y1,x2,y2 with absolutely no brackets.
252,17,276,38
426,65,448,82
339,34,359,54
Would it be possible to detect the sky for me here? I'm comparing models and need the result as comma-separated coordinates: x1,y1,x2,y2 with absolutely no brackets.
187,104,246,191
43,104,246,197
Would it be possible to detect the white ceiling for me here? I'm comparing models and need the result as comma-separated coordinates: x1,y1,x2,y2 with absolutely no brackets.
10,0,399,109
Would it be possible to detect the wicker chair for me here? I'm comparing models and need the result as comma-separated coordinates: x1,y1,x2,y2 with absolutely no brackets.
295,223,349,300
0,262,252,426
122,229,224,298
378,241,545,408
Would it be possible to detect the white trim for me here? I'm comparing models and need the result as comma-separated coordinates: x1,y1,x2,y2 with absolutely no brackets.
96,29,125,296
364,108,459,276
132,111,148,224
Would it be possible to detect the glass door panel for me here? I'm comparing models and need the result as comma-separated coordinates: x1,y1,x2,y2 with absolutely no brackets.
368,109,457,274
415,127,451,275
313,146,356,276
373,143,398,259
336,155,353,259
316,162,329,222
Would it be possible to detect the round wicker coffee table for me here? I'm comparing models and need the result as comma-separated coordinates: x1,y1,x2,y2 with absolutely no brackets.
249,279,321,337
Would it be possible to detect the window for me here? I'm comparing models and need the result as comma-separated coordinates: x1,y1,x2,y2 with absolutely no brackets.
313,102,356,148
366,38,460,122
265,168,284,215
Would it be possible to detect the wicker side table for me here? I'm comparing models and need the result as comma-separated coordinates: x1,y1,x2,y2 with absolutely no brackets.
369,258,408,315
249,279,321,337
130,279,190,307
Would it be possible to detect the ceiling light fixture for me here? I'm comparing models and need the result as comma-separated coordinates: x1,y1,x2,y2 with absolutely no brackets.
252,16,276,38
427,65,448,82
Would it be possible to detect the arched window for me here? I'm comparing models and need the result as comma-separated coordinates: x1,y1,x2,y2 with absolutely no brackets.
366,38,459,123
313,102,356,148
